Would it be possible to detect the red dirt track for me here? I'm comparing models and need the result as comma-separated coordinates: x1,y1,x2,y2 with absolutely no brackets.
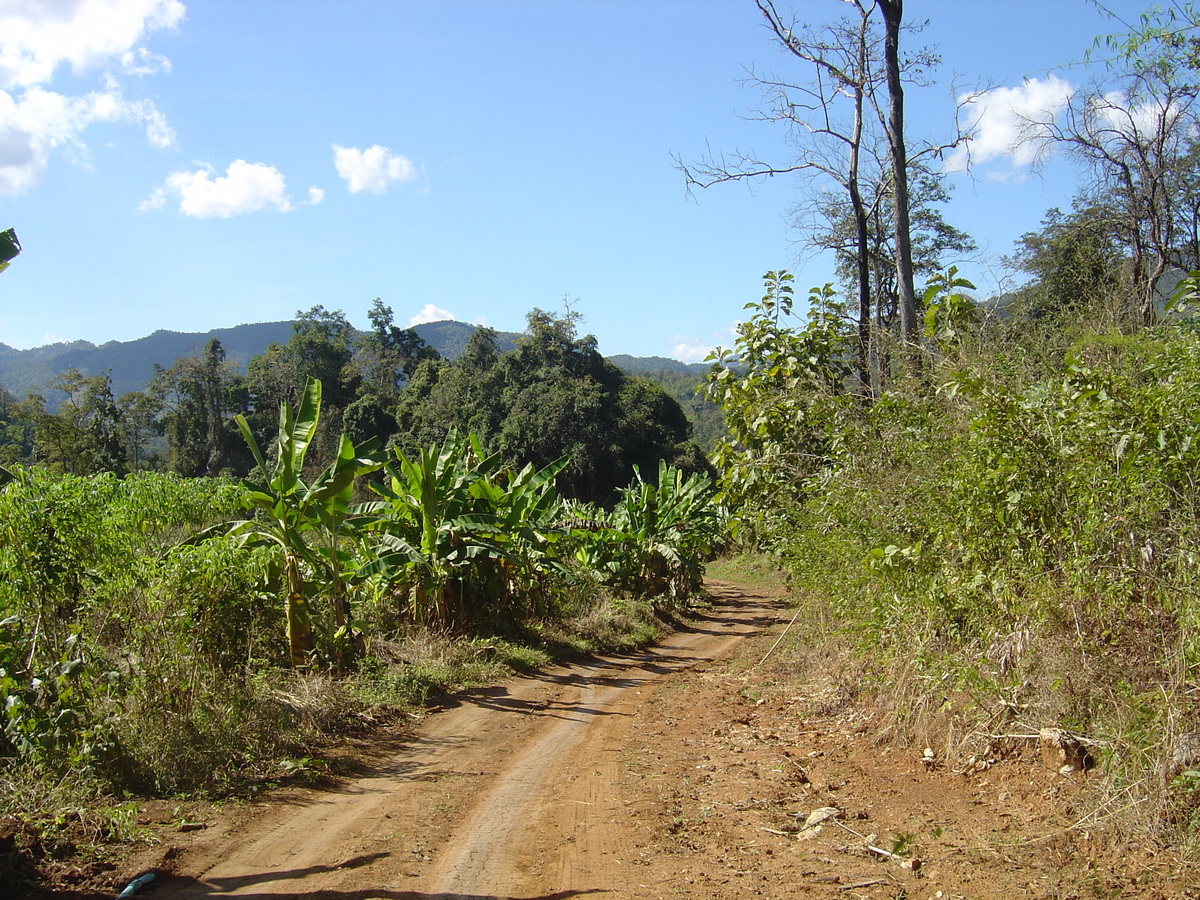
147,583,777,900
116,579,1197,900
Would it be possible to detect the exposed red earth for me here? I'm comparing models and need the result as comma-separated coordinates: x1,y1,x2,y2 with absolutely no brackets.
30,578,1200,899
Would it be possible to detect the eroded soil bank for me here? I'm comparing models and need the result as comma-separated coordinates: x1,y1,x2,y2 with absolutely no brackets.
34,578,1200,898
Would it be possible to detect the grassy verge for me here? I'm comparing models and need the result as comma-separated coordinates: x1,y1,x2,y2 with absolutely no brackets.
0,575,690,897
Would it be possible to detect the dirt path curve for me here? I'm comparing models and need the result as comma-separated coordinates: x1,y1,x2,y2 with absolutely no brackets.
153,580,779,900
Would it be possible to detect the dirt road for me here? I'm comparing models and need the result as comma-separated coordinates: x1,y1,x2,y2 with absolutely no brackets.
150,582,779,900
127,578,1197,899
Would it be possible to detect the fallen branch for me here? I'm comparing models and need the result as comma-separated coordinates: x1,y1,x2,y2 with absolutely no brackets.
754,607,803,669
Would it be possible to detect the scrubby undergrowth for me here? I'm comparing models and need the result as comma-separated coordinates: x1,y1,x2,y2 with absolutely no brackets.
0,571,686,895
0,406,722,895
710,279,1200,852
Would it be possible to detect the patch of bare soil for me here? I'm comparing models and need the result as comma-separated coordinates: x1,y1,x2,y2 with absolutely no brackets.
30,578,1200,899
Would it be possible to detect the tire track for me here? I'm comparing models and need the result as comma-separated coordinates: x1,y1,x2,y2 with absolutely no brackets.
154,584,779,900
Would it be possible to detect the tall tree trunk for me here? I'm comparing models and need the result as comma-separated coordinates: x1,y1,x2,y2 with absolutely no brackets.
849,12,872,397
876,0,919,356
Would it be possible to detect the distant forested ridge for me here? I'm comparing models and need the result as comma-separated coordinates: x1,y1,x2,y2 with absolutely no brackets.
0,303,718,496
0,321,719,416
0,319,523,403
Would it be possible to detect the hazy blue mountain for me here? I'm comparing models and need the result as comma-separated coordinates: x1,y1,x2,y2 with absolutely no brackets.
0,319,688,401
606,354,710,376
0,322,295,400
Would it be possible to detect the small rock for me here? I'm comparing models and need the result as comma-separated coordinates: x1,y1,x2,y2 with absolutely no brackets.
1040,727,1093,773
798,806,840,830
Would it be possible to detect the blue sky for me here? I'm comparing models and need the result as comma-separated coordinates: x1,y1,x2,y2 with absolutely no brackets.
0,0,1158,361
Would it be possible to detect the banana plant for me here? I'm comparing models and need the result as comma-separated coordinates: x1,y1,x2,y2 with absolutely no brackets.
359,431,570,629
230,377,384,669
0,227,19,275
462,455,568,620
611,461,722,602
360,430,506,629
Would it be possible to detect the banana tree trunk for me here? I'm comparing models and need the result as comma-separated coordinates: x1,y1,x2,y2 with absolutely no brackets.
331,568,355,676
284,550,316,668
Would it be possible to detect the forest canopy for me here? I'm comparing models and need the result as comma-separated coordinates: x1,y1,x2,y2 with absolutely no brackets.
0,304,710,505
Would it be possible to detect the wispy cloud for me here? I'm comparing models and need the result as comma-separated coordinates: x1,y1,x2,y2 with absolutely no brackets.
0,0,182,196
945,74,1076,181
333,144,417,193
409,304,454,326
671,322,739,363
1090,89,1184,144
670,339,715,364
141,160,296,217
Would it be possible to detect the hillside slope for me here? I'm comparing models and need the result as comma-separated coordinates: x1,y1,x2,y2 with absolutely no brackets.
0,320,523,400
0,321,729,446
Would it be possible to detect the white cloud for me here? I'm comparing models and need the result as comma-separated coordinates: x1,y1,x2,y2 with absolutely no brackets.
670,338,717,364
671,321,741,363
945,75,1076,180
118,46,173,78
131,96,174,148
0,84,171,194
0,0,182,196
0,0,184,90
333,143,416,193
409,304,454,326
307,185,325,205
144,160,295,217
137,185,165,211
1089,89,1185,146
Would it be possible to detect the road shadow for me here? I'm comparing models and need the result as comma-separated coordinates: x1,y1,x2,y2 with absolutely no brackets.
144,863,609,899
436,594,780,727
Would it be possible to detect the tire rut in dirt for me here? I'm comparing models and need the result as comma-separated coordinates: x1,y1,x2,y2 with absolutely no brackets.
155,587,780,899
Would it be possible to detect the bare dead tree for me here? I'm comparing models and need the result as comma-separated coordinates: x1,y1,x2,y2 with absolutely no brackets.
1046,72,1198,326
997,4,1200,327
678,0,887,391
678,0,961,386
875,0,921,354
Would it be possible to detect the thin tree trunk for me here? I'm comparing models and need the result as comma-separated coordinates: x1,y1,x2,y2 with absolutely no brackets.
849,18,872,396
285,550,315,668
877,0,919,357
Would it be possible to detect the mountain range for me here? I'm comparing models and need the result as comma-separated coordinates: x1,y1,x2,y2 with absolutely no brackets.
0,319,709,402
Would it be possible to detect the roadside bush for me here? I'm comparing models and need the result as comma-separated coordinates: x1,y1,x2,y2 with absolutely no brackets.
710,274,1200,842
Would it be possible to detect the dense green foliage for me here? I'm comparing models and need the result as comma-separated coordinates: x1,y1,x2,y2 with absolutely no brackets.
709,264,1200,836
0,299,720,810
1,305,711,510
0,377,722,799
0,469,269,792
394,309,711,504
686,7,1200,844
625,367,726,453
